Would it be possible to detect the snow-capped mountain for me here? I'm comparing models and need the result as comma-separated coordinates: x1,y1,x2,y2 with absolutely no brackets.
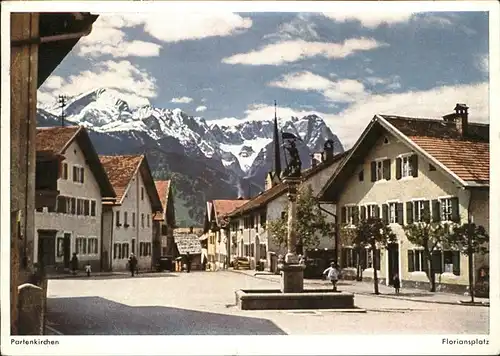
40,88,344,177
37,88,344,224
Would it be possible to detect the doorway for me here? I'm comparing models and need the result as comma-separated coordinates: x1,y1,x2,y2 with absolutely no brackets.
387,243,399,286
63,233,71,268
38,230,57,268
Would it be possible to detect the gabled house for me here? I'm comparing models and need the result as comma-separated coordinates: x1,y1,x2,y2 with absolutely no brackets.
318,104,489,293
99,155,163,272
154,180,176,259
227,142,349,271
35,126,116,274
202,199,249,270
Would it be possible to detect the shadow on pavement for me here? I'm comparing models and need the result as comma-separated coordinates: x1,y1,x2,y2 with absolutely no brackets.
48,273,178,281
47,296,287,335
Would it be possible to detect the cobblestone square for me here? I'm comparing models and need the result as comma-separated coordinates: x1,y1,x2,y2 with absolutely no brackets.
46,271,489,335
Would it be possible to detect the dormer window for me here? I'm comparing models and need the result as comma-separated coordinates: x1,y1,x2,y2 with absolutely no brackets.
396,154,418,179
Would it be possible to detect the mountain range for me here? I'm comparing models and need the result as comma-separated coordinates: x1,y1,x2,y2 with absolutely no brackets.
36,88,344,225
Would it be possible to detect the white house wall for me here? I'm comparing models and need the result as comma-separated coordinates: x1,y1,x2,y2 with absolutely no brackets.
35,139,102,271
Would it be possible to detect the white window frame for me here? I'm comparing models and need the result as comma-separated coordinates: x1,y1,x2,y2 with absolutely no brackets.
72,164,84,184
440,197,453,222
87,236,98,255
367,204,378,218
345,204,356,225
400,154,413,178
412,199,426,222
376,160,384,181
75,236,86,255
388,202,397,224
413,249,425,272
61,162,69,180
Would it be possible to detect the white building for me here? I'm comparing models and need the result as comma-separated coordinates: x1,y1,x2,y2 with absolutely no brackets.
100,154,163,272
35,126,116,273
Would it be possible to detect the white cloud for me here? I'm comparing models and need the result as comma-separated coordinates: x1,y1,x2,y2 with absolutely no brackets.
222,38,385,66
195,105,207,112
321,12,414,28
240,82,488,150
476,54,489,74
37,60,157,108
269,71,367,103
264,13,319,41
76,15,162,58
171,96,193,104
364,75,401,90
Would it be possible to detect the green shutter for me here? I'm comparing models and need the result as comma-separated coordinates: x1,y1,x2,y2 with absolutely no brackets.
383,159,391,180
407,250,415,272
396,203,404,225
396,157,402,180
382,204,389,225
411,155,419,177
370,161,376,182
451,197,460,222
406,202,414,224
432,200,441,222
423,200,431,223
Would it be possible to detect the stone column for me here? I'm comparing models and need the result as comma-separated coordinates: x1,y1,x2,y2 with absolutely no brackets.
280,177,305,293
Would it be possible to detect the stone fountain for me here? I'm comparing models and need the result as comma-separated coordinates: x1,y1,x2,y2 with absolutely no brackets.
235,139,356,310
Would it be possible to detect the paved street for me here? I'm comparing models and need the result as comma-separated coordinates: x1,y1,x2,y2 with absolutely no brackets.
46,271,489,335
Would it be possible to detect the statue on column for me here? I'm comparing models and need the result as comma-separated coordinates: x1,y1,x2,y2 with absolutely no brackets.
281,132,302,178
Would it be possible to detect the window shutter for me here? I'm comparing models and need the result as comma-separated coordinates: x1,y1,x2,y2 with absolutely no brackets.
432,200,440,222
451,197,460,222
396,203,404,225
406,202,414,224
80,168,85,183
431,251,443,274
353,206,359,225
73,166,78,181
360,206,367,221
411,155,419,177
407,250,415,272
396,157,402,180
375,205,380,218
452,251,460,276
383,159,391,180
382,204,389,225
341,206,347,224
370,161,376,182
423,200,430,223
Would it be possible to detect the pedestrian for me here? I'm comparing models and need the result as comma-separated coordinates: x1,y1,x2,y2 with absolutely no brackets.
85,262,92,277
323,262,339,292
128,253,138,277
393,273,401,294
185,252,192,273
70,252,78,275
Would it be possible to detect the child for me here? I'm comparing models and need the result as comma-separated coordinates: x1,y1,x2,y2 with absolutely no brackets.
393,273,401,294
85,263,92,277
323,262,339,292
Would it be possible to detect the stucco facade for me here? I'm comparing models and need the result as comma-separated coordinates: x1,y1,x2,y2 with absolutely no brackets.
336,133,489,292
35,140,103,272
109,171,154,271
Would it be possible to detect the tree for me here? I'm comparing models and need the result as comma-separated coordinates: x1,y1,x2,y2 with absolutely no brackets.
448,222,489,303
267,184,333,251
353,217,396,294
404,215,454,292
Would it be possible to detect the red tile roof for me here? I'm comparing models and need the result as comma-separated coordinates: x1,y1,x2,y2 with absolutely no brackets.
409,136,489,183
99,155,144,202
153,180,171,221
36,126,81,153
213,199,249,219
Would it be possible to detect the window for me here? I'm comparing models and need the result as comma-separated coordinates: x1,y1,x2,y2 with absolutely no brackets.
341,247,357,268
132,212,136,227
371,159,391,182
139,242,144,256
147,214,150,228
75,237,86,255
84,200,90,216
440,197,459,222
429,164,436,171
141,187,144,201
443,250,460,276
342,206,359,225
91,200,96,216
358,170,364,181
367,204,379,218
122,243,129,258
88,238,98,254
116,211,121,227
396,154,418,179
70,198,76,215
113,243,119,259
77,199,84,215
56,237,64,257
118,244,123,259
61,162,68,180
388,203,396,224
124,212,129,227
72,166,84,183
57,196,68,213
408,250,425,272
141,213,145,228
407,200,430,223
383,202,403,224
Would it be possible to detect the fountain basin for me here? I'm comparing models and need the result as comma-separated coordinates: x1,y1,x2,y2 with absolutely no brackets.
235,289,355,310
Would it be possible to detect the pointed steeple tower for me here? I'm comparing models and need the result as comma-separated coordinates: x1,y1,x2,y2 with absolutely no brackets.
273,100,282,177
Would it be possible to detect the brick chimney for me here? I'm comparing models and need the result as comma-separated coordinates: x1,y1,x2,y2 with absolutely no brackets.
454,103,469,137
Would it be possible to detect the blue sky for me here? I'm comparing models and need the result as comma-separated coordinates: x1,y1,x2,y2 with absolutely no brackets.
38,10,489,148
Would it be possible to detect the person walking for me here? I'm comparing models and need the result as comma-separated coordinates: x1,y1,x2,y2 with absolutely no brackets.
128,253,138,277
85,262,92,277
70,253,78,275
393,273,401,294
323,262,340,292
185,252,192,273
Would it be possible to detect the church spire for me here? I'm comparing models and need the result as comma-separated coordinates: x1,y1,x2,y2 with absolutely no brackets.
273,100,282,178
